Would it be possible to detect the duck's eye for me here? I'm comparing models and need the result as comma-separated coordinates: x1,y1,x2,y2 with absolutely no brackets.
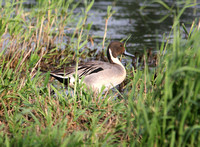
120,44,123,47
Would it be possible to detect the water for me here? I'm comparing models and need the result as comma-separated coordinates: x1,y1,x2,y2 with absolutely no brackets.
6,0,200,55
86,0,200,54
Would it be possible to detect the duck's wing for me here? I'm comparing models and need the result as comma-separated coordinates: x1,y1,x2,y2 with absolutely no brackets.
50,61,109,85
77,61,106,78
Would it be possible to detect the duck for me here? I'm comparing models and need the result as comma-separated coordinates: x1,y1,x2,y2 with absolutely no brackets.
49,41,134,92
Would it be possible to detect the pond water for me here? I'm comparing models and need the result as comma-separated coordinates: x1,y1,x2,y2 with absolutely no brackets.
87,0,200,54
16,0,200,55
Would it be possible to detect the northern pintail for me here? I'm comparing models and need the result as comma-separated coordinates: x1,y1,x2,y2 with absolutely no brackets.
49,41,134,92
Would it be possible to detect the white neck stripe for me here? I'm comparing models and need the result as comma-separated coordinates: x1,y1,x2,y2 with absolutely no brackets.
109,48,122,65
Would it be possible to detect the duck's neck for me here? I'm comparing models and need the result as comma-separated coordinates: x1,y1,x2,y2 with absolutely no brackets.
108,49,124,67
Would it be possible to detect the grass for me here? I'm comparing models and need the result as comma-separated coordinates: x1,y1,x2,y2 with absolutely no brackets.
0,0,200,146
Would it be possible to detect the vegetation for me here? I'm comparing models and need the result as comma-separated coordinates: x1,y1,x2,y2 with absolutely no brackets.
0,0,200,146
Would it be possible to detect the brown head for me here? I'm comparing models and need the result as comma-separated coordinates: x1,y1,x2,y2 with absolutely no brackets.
107,41,125,63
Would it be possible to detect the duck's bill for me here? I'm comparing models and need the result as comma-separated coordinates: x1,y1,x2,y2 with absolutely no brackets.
123,50,135,57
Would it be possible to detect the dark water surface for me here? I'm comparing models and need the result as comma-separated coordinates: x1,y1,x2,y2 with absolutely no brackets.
87,0,200,54
22,0,200,54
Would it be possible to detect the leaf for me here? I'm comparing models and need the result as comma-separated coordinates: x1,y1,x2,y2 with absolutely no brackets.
78,40,88,50
86,0,94,13
44,71,50,87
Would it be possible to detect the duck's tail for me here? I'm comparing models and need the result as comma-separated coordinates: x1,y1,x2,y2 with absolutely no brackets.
49,72,70,85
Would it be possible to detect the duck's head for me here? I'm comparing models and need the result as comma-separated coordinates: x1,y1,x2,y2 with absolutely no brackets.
107,41,134,64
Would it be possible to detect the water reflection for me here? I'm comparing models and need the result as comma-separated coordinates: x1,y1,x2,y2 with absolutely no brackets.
88,0,200,54
7,0,200,54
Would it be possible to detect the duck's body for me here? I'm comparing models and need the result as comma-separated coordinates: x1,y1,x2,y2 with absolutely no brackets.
50,60,126,91
49,41,134,92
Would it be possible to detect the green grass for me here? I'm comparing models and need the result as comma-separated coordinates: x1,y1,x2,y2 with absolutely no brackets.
0,0,200,146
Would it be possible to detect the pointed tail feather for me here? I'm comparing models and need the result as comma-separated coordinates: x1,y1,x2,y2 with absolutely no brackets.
50,73,70,85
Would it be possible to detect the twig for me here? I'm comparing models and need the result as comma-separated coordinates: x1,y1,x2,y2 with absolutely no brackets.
144,55,147,98
102,6,115,50
30,48,44,78
102,19,108,49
